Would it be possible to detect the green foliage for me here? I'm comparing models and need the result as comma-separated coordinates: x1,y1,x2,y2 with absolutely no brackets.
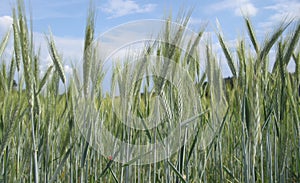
0,1,299,182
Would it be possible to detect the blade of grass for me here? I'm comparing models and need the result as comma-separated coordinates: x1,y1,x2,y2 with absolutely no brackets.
167,160,187,183
49,144,73,183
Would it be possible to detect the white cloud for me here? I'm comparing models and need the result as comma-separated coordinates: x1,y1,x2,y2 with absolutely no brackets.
0,16,13,34
208,0,258,17
234,3,257,17
100,0,156,19
64,64,73,75
258,1,300,33
264,1,300,22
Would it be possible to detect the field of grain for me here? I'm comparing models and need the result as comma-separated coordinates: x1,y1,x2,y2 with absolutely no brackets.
0,1,299,182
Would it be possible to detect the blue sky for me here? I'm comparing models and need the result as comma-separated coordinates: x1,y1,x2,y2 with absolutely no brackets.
1,0,298,36
0,0,299,80
2,0,300,38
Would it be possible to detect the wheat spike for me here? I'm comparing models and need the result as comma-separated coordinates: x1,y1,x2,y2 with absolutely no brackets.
46,31,66,84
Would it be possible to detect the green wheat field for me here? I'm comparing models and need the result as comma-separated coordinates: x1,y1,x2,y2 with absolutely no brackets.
0,1,299,182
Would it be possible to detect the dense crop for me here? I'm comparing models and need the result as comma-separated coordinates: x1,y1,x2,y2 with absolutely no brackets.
0,1,299,182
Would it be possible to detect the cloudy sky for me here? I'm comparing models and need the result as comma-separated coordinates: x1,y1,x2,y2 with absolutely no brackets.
0,0,299,80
